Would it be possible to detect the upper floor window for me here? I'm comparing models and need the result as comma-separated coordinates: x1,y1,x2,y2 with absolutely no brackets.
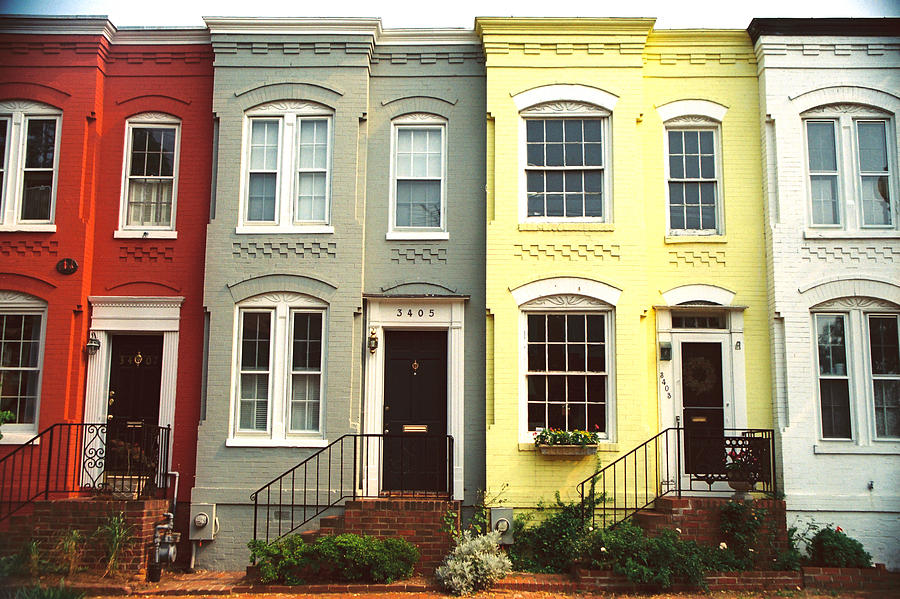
388,114,447,240
521,102,609,221
240,101,332,233
0,100,61,231
804,104,897,231
117,113,180,237
814,305,900,441
233,292,327,444
666,120,721,234
0,291,47,442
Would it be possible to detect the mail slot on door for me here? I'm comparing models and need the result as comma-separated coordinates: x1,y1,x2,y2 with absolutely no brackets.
691,416,708,423
402,424,428,433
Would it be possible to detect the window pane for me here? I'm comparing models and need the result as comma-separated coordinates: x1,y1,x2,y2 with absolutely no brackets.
668,130,682,154
248,173,277,221
699,131,714,154
857,121,888,172
807,121,837,172
860,176,892,226
819,379,851,439
528,315,545,341
547,315,565,341
292,312,323,370
526,120,543,142
395,181,441,227
21,172,52,221
810,176,839,225
290,373,320,432
241,312,271,370
873,380,900,438
1,119,8,167
250,120,279,170
25,119,55,168
127,179,172,227
869,316,900,375
817,315,847,376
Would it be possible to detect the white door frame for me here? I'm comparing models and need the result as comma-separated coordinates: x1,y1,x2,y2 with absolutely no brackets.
363,297,465,500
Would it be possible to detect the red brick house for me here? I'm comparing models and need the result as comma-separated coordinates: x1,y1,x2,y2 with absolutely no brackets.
0,15,212,549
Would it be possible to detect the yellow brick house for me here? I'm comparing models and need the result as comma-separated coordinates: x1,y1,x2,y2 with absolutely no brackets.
475,18,772,513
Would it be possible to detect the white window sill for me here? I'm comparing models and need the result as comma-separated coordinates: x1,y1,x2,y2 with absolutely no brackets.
226,437,329,448
114,230,177,239
518,441,618,452
665,234,727,244
518,222,614,232
804,229,900,240
0,225,56,233
236,225,334,235
814,442,899,455
386,231,449,241
0,432,39,445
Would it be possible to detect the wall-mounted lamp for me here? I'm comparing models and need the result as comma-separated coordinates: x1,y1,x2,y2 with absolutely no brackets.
367,328,378,353
659,341,672,362
85,332,101,356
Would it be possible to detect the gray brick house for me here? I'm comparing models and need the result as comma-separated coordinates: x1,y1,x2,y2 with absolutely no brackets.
192,18,484,569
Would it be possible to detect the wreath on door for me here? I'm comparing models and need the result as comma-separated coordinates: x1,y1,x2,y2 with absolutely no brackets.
683,357,716,394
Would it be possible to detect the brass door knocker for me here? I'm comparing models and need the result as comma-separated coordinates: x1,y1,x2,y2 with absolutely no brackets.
411,360,419,376
133,351,143,366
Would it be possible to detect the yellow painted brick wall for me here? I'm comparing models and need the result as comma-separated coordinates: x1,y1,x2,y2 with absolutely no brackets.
477,19,771,508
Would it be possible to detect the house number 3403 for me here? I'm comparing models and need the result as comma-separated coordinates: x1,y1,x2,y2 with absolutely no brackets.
396,308,435,318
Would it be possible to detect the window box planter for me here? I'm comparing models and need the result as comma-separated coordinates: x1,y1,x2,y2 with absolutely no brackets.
537,444,598,456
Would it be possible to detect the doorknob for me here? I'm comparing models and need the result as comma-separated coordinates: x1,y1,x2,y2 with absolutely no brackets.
384,428,389,434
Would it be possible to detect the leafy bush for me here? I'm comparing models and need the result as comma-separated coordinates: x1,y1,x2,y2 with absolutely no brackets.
719,500,766,569
507,494,590,573
584,521,714,589
435,531,511,596
248,533,418,585
806,527,872,568
95,512,132,577
533,428,600,446
11,585,85,599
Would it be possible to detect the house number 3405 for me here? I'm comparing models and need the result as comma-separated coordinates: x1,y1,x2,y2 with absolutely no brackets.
396,308,435,318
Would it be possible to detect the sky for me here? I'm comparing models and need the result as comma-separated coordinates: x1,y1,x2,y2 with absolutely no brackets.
0,0,898,30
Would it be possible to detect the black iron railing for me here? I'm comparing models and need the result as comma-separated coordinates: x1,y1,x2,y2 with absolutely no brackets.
251,433,454,544
577,427,775,529
0,421,170,523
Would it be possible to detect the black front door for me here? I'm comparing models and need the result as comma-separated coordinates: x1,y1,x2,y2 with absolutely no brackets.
106,335,163,474
382,330,448,493
680,341,724,475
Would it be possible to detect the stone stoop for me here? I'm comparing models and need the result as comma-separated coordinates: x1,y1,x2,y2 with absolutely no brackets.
632,495,788,550
295,497,459,574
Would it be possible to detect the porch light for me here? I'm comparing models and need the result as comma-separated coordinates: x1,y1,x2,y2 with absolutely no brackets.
368,328,378,353
85,332,101,356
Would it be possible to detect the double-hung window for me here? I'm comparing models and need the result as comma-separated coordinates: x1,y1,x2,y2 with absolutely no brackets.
389,114,447,239
666,126,721,233
0,100,61,230
814,307,900,441
241,101,332,233
804,105,897,232
521,102,609,222
117,114,180,237
0,292,47,441
233,292,327,444
525,311,611,436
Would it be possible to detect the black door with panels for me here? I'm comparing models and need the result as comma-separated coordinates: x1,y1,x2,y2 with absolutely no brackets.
382,330,448,492
680,341,724,475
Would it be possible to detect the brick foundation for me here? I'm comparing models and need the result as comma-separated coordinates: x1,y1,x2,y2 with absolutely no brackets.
306,498,459,573
802,564,900,591
8,497,169,575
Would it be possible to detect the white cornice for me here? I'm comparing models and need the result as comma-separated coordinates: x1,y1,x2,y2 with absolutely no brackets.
203,17,381,37
378,29,480,46
0,15,210,45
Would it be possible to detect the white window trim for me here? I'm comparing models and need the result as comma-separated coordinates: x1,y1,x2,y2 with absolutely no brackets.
663,116,724,235
229,292,328,445
116,113,182,238
518,102,612,223
387,113,448,239
0,100,61,232
802,104,899,234
237,101,334,234
0,291,47,444
810,299,900,448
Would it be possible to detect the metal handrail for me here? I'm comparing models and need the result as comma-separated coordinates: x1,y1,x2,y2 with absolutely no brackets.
577,427,776,529
0,421,170,523
251,433,454,545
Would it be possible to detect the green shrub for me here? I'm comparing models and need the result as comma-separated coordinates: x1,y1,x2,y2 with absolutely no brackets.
248,533,418,585
12,585,85,599
435,531,511,596
719,500,766,569
95,512,132,577
507,494,590,573
806,527,872,568
584,521,713,589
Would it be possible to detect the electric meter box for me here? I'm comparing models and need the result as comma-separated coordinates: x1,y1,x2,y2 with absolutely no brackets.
189,503,216,541
489,507,514,545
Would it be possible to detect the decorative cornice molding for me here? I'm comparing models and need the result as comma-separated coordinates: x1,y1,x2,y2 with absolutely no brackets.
0,290,47,307
249,100,332,114
0,99,61,113
128,111,181,122
801,103,892,116
521,101,610,116
204,17,382,37
755,40,900,59
0,16,209,45
88,296,184,309
521,294,611,309
240,291,327,308
475,17,656,37
814,297,900,310
665,115,718,126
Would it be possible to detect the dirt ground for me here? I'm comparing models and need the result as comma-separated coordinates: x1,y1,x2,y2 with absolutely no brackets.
93,590,893,599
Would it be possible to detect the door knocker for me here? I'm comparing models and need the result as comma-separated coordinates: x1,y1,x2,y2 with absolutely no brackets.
133,352,143,366
411,360,419,376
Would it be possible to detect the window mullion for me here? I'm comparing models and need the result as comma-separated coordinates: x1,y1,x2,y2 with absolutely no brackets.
280,114,296,227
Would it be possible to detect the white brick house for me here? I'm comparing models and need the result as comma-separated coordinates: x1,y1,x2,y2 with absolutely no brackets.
751,18,900,569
